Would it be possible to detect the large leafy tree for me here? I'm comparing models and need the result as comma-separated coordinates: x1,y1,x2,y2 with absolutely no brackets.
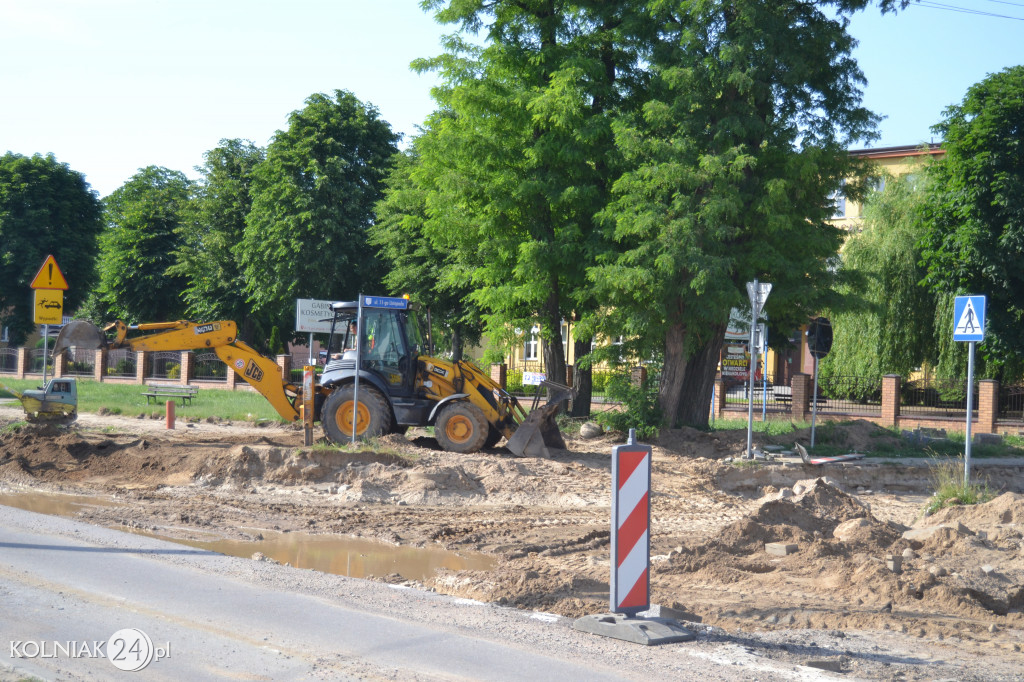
96,166,192,322
169,139,266,343
820,175,938,380
0,152,104,345
241,90,399,324
920,65,1024,381
413,0,638,414
588,0,901,428
370,147,483,359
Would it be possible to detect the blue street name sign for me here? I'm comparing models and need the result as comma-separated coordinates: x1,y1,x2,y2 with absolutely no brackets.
953,295,986,342
363,295,409,309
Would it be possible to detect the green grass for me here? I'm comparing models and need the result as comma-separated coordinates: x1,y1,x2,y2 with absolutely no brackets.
0,378,286,423
924,456,995,515
711,417,810,437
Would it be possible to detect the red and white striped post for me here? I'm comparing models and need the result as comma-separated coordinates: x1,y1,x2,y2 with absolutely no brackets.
610,429,651,616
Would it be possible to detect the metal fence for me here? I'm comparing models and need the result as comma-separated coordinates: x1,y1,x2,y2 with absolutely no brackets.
193,352,227,382
0,348,16,373
998,384,1024,420
148,351,181,380
901,377,976,418
106,349,137,378
28,349,52,375
65,347,96,376
723,374,792,413
816,374,883,415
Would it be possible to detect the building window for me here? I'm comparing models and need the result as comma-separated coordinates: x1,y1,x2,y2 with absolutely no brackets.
870,176,886,194
560,321,569,358
830,180,846,218
524,325,540,362
0,326,7,343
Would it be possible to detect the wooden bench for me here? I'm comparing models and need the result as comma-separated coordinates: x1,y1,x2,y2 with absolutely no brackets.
142,384,198,406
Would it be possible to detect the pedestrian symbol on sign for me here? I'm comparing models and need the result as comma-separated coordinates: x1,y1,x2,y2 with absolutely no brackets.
953,296,986,342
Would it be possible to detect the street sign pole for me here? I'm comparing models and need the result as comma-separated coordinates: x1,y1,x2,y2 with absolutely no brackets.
352,295,363,445
965,341,975,484
811,354,820,447
746,282,758,458
953,295,986,486
744,279,771,458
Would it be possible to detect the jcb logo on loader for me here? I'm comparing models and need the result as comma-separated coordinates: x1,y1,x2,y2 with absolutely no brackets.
244,361,264,382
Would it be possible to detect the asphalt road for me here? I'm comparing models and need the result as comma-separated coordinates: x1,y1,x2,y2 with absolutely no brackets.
0,505,704,682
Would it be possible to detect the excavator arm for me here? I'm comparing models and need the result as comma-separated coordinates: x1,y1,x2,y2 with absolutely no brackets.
53,319,304,422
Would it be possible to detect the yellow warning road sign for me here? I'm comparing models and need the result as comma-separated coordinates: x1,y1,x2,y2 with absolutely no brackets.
34,289,64,324
29,255,69,290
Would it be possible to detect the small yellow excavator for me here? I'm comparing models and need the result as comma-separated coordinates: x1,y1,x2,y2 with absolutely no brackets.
52,303,572,457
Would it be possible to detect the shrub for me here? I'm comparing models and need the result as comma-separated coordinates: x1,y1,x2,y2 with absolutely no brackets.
595,374,662,440
167,363,181,379
506,370,524,394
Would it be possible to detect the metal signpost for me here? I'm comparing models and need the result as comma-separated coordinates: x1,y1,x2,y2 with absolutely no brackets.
806,317,832,448
351,295,409,444
953,295,985,485
745,280,771,458
29,255,69,386
295,298,338,365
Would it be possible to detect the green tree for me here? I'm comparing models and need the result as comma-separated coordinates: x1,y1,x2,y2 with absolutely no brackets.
920,65,1024,382
0,153,104,344
96,166,192,322
241,90,399,325
821,174,937,381
414,0,653,414
169,139,266,343
587,0,897,428
370,147,483,358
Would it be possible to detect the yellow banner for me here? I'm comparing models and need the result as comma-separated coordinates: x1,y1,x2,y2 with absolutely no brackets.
34,289,63,324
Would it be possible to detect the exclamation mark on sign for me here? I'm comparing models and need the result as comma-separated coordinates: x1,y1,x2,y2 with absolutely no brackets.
48,263,53,285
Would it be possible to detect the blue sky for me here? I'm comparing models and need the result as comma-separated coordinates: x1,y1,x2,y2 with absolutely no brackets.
2,0,1022,197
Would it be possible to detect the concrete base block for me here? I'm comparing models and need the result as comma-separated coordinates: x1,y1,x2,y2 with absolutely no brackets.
572,613,695,646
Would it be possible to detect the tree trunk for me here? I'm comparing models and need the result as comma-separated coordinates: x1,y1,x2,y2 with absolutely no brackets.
569,336,593,417
449,327,463,361
658,320,688,428
674,322,727,428
541,285,566,386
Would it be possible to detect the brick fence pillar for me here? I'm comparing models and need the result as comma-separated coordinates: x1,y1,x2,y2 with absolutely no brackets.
630,365,647,387
54,351,67,377
179,351,193,384
791,373,811,423
276,354,291,381
490,363,507,390
16,347,29,379
226,363,239,389
94,349,107,382
714,374,727,419
978,379,998,434
135,351,147,384
881,374,901,428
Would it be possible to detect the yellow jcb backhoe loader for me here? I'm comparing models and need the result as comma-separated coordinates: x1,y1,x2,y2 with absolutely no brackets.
52,304,572,457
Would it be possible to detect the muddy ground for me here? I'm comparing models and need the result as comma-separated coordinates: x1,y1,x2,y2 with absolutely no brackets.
1,405,1023,680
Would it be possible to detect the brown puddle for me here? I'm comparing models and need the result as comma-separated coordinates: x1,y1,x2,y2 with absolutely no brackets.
0,490,115,516
145,531,497,582
0,491,495,582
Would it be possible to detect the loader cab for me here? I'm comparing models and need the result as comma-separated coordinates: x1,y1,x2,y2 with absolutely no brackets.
323,302,427,398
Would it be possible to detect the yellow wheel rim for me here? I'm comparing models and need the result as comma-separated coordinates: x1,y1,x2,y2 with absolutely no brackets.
445,414,474,444
338,399,370,436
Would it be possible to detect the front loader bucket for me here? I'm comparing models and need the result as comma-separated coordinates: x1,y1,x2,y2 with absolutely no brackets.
505,380,575,458
52,320,106,357
506,401,566,458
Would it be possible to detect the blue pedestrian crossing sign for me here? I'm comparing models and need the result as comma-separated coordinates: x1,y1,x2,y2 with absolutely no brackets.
953,295,986,342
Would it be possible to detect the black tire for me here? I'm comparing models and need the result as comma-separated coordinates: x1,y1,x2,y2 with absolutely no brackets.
483,425,503,449
435,402,489,454
321,384,392,445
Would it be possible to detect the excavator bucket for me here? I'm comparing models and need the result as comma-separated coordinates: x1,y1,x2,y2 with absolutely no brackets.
52,320,107,357
505,380,575,458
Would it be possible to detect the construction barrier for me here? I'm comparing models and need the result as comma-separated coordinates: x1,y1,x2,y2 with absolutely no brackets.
610,431,651,615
